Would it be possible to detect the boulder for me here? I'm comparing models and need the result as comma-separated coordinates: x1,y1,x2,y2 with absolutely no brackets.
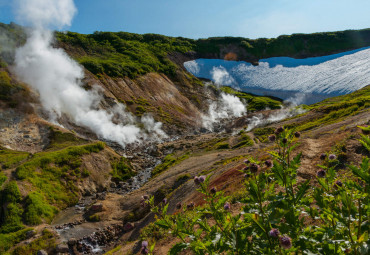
56,244,69,253
37,250,48,255
90,203,103,212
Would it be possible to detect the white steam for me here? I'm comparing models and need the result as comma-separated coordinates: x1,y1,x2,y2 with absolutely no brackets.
245,94,306,131
202,93,246,130
13,0,166,147
211,66,235,86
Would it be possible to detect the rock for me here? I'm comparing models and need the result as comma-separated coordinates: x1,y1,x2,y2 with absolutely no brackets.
37,250,48,255
68,238,77,246
90,203,103,212
26,230,36,239
56,244,69,253
110,182,117,188
123,222,135,232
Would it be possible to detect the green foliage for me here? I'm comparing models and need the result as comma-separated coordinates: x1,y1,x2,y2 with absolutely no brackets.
232,132,254,148
0,172,7,187
0,70,23,101
213,142,230,150
0,147,30,169
46,128,86,150
14,142,105,208
150,128,370,254
10,229,56,255
104,245,122,255
0,203,24,234
0,228,31,253
23,192,58,225
111,157,134,182
253,127,275,142
1,181,21,203
87,214,101,222
152,153,190,177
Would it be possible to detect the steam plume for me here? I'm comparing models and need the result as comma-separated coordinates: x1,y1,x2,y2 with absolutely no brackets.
13,0,166,147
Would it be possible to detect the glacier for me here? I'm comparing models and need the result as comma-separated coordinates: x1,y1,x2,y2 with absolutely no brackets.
184,47,370,104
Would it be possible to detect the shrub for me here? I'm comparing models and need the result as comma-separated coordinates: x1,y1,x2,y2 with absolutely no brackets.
23,192,58,225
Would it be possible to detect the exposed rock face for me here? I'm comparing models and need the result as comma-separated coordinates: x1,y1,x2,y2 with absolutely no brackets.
90,203,104,212
37,250,48,255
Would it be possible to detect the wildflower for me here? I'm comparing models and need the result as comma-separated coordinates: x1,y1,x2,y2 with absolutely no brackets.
334,180,343,188
250,163,259,173
320,153,326,160
280,236,292,249
176,202,182,210
294,131,301,138
224,202,230,210
317,169,326,178
194,176,200,184
268,134,276,142
328,154,336,160
142,195,149,200
282,138,288,144
244,166,249,171
244,159,250,164
142,241,148,248
198,175,206,183
210,187,217,194
265,160,273,168
244,173,250,179
162,198,167,204
269,228,280,238
275,127,284,134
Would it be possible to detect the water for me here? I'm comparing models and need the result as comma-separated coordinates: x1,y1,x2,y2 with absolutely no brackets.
184,47,370,104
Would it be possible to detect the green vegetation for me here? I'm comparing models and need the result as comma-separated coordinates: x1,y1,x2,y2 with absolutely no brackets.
0,228,32,254
87,214,101,222
152,153,190,177
111,157,135,182
46,128,87,150
23,192,58,225
9,229,56,255
291,86,370,131
0,146,30,169
0,70,23,102
148,128,370,254
232,131,254,149
57,31,195,79
104,245,122,255
253,127,275,142
0,172,6,187
220,86,282,111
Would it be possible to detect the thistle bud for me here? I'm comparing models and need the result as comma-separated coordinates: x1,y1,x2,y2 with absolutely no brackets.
328,154,336,160
294,131,301,138
280,236,292,249
224,202,230,210
317,169,326,178
320,153,326,160
268,134,276,142
210,187,217,194
265,160,273,168
250,163,259,173
269,228,280,238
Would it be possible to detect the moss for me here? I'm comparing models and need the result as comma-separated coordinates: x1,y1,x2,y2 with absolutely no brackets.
0,147,30,169
232,133,254,149
152,152,190,177
46,128,86,150
253,127,275,142
10,229,56,255
0,228,32,253
0,203,24,234
23,192,58,225
214,142,230,150
1,181,21,203
0,172,6,187
135,105,146,116
88,214,101,222
111,157,134,182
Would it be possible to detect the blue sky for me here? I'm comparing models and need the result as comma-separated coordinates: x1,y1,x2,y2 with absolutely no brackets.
1,0,370,39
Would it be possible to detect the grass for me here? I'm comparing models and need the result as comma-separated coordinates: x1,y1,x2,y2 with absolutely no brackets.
7,229,56,255
23,192,58,225
104,245,122,255
232,132,254,149
0,146,30,169
0,228,32,253
152,152,190,177
111,157,135,182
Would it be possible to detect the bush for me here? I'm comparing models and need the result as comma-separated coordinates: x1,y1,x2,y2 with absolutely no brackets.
23,192,58,225
111,157,134,182
1,181,21,203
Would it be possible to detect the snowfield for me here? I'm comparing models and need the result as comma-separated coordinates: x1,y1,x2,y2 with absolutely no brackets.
184,47,370,104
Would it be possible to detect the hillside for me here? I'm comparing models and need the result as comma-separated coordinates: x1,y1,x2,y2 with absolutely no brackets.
0,22,369,255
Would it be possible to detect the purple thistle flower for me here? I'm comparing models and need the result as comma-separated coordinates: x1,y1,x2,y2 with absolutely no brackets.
244,166,250,171
162,198,167,204
280,235,292,249
282,138,288,144
176,202,182,210
265,160,273,168
294,131,301,138
142,241,148,248
224,202,230,210
320,153,326,160
328,154,336,160
334,180,343,188
244,173,250,179
142,195,149,200
250,163,259,173
268,134,276,142
269,228,280,238
244,159,250,164
275,127,284,134
317,169,326,178
194,176,200,184
210,187,217,194
198,176,206,183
